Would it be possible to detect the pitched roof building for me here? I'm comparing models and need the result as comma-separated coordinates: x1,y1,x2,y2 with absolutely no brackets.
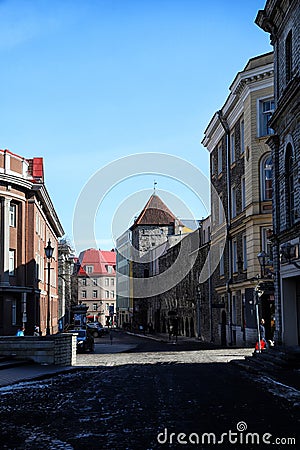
0,149,64,336
76,248,116,326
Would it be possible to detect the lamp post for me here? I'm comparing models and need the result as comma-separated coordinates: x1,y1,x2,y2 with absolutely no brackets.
255,251,268,352
45,239,54,335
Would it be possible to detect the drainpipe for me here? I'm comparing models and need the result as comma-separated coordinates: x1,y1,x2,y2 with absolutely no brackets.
217,110,233,345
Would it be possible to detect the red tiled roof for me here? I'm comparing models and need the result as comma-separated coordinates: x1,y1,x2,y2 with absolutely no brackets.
131,194,180,229
77,248,116,276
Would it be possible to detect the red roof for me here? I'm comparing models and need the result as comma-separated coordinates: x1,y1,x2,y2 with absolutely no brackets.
77,248,116,276
131,194,180,229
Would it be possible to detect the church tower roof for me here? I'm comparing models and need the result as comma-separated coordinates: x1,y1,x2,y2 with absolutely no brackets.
130,194,181,229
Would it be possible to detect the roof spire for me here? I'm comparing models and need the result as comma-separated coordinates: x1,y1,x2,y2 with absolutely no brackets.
153,180,157,194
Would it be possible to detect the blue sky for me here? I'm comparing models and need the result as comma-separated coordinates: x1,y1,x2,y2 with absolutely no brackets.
0,0,271,253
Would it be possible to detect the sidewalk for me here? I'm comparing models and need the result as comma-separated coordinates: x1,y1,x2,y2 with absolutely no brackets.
0,363,77,389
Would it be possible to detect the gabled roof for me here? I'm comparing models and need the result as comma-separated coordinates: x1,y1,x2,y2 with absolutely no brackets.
77,248,116,276
130,194,180,229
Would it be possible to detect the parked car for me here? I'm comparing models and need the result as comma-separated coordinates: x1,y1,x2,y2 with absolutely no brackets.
86,322,105,338
68,329,94,353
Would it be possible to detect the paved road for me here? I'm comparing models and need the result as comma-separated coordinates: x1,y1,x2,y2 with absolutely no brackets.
0,332,299,449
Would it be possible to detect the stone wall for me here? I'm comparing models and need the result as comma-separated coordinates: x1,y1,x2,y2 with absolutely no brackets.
0,333,76,366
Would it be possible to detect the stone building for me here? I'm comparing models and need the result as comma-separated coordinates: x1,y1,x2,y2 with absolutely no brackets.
58,238,76,330
130,193,183,328
256,0,300,346
146,216,211,340
202,53,275,346
0,149,64,335
76,248,116,327
116,230,133,329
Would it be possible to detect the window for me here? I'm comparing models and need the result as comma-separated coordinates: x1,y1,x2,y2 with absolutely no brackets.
259,99,274,136
285,30,293,83
111,278,114,286
219,244,224,276
240,119,245,154
232,240,237,273
110,291,114,299
241,177,246,210
9,250,15,275
242,235,247,270
105,290,109,298
261,154,273,201
106,303,109,310
219,195,224,224
93,290,98,298
105,278,109,286
9,204,16,227
12,299,16,325
82,278,87,286
93,303,97,311
218,145,222,174
82,290,87,299
230,132,235,163
261,228,272,264
93,279,97,286
211,155,215,176
231,186,236,218
107,265,113,273
286,144,295,225
86,265,93,274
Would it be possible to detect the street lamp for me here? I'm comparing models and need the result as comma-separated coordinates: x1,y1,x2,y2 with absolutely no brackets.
257,250,268,278
280,242,300,269
45,239,54,335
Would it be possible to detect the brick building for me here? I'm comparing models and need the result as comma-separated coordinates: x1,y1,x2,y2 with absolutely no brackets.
202,53,275,346
0,149,64,336
76,248,116,327
256,0,300,346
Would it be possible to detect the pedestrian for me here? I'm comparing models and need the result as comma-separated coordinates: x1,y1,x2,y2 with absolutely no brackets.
109,330,113,345
260,318,268,349
16,327,25,336
33,325,40,336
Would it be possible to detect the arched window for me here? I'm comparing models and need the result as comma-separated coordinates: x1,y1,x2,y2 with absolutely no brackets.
285,30,293,83
261,154,273,201
286,144,295,225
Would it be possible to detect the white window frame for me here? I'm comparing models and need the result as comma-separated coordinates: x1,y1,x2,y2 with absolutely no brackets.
258,98,275,137
93,303,98,311
9,204,16,227
93,290,98,298
9,250,15,275
260,154,273,201
86,265,93,274
82,290,87,299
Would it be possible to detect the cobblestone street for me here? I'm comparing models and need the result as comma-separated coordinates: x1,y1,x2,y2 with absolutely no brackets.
0,333,299,449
